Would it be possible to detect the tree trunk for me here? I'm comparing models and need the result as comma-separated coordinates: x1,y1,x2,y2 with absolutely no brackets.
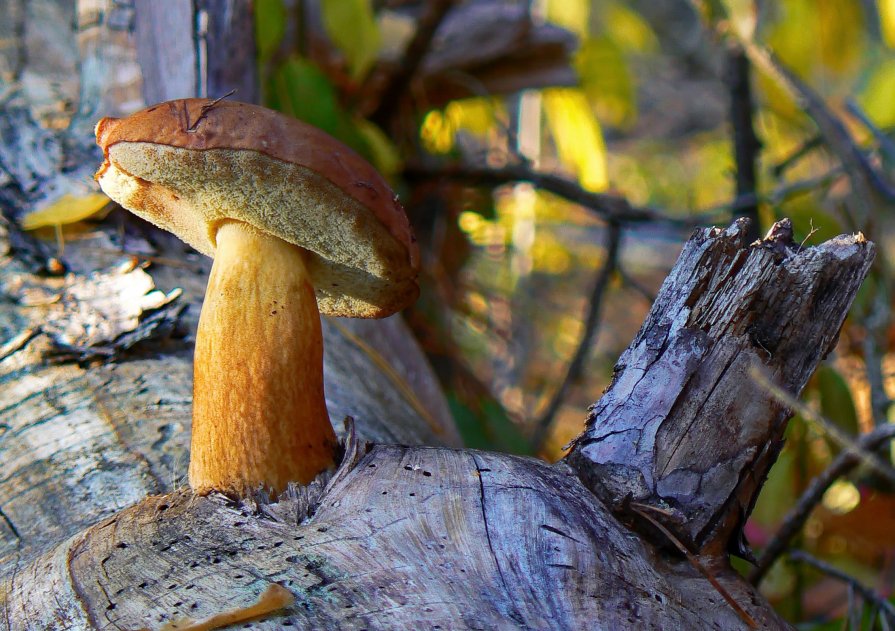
0,2,877,629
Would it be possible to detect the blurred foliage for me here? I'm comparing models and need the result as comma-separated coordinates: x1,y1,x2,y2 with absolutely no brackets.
254,1,895,626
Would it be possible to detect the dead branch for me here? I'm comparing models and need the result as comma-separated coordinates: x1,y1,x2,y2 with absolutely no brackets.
726,44,761,242
749,424,895,584
365,0,457,128
789,550,895,626
530,222,622,451
564,220,874,556
404,162,695,225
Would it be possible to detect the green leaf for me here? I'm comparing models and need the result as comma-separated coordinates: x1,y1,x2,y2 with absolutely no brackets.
254,0,286,63
354,118,402,177
446,394,532,455
320,0,381,81
447,394,491,450
816,365,860,440
480,400,533,455
271,58,341,132
269,57,372,159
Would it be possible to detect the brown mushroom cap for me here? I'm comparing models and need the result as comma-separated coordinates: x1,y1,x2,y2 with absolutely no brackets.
95,98,419,317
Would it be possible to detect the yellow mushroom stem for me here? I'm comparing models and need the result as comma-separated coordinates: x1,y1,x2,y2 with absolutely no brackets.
189,220,338,496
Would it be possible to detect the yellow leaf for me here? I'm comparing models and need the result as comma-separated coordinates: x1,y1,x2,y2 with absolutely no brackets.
860,58,895,127
21,193,110,230
879,0,895,48
545,0,589,39
720,0,757,40
446,98,500,137
419,97,502,154
543,88,608,192
766,0,865,78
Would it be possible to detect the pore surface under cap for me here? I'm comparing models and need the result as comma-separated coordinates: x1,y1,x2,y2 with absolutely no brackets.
96,99,419,318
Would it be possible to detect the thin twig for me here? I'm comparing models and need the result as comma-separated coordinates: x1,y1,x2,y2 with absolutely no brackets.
771,135,824,178
186,88,237,131
629,502,758,629
846,99,895,163
407,160,843,230
530,222,622,451
749,423,895,584
618,267,656,304
749,366,895,486
726,44,761,242
367,0,457,128
737,39,895,214
328,319,445,437
404,162,696,226
797,218,819,252
789,550,895,626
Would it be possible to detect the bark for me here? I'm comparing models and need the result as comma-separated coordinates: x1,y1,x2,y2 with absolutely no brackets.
565,220,875,558
0,2,878,630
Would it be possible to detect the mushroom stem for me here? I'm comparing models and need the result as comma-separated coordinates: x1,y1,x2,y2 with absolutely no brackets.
189,221,338,496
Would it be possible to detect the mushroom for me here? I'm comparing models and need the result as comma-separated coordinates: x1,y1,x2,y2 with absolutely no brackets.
94,98,419,496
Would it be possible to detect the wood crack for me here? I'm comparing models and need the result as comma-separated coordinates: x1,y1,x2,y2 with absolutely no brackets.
471,453,525,627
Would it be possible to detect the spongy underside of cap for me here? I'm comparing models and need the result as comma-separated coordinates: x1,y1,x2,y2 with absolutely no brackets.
99,143,418,317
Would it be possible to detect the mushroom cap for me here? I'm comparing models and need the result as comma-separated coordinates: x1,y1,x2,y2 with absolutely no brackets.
95,98,419,318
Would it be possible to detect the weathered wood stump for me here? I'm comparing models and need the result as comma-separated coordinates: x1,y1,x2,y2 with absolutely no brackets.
0,219,873,630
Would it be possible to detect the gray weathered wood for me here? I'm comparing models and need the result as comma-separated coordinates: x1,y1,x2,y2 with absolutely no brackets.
5,444,790,630
565,220,875,556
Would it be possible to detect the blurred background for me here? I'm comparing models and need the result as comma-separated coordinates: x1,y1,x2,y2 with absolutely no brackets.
6,0,895,627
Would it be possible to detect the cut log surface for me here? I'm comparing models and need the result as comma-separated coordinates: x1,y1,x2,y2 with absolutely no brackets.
7,443,788,631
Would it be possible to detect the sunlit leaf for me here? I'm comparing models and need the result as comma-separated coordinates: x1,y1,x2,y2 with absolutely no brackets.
545,0,589,39
858,58,895,128
377,10,415,60
765,0,865,79
420,98,502,155
420,109,455,155
446,98,500,138
822,479,860,514
720,0,757,39
543,88,608,192
21,193,110,230
320,0,381,80
879,0,895,48
576,37,636,128
254,0,286,63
